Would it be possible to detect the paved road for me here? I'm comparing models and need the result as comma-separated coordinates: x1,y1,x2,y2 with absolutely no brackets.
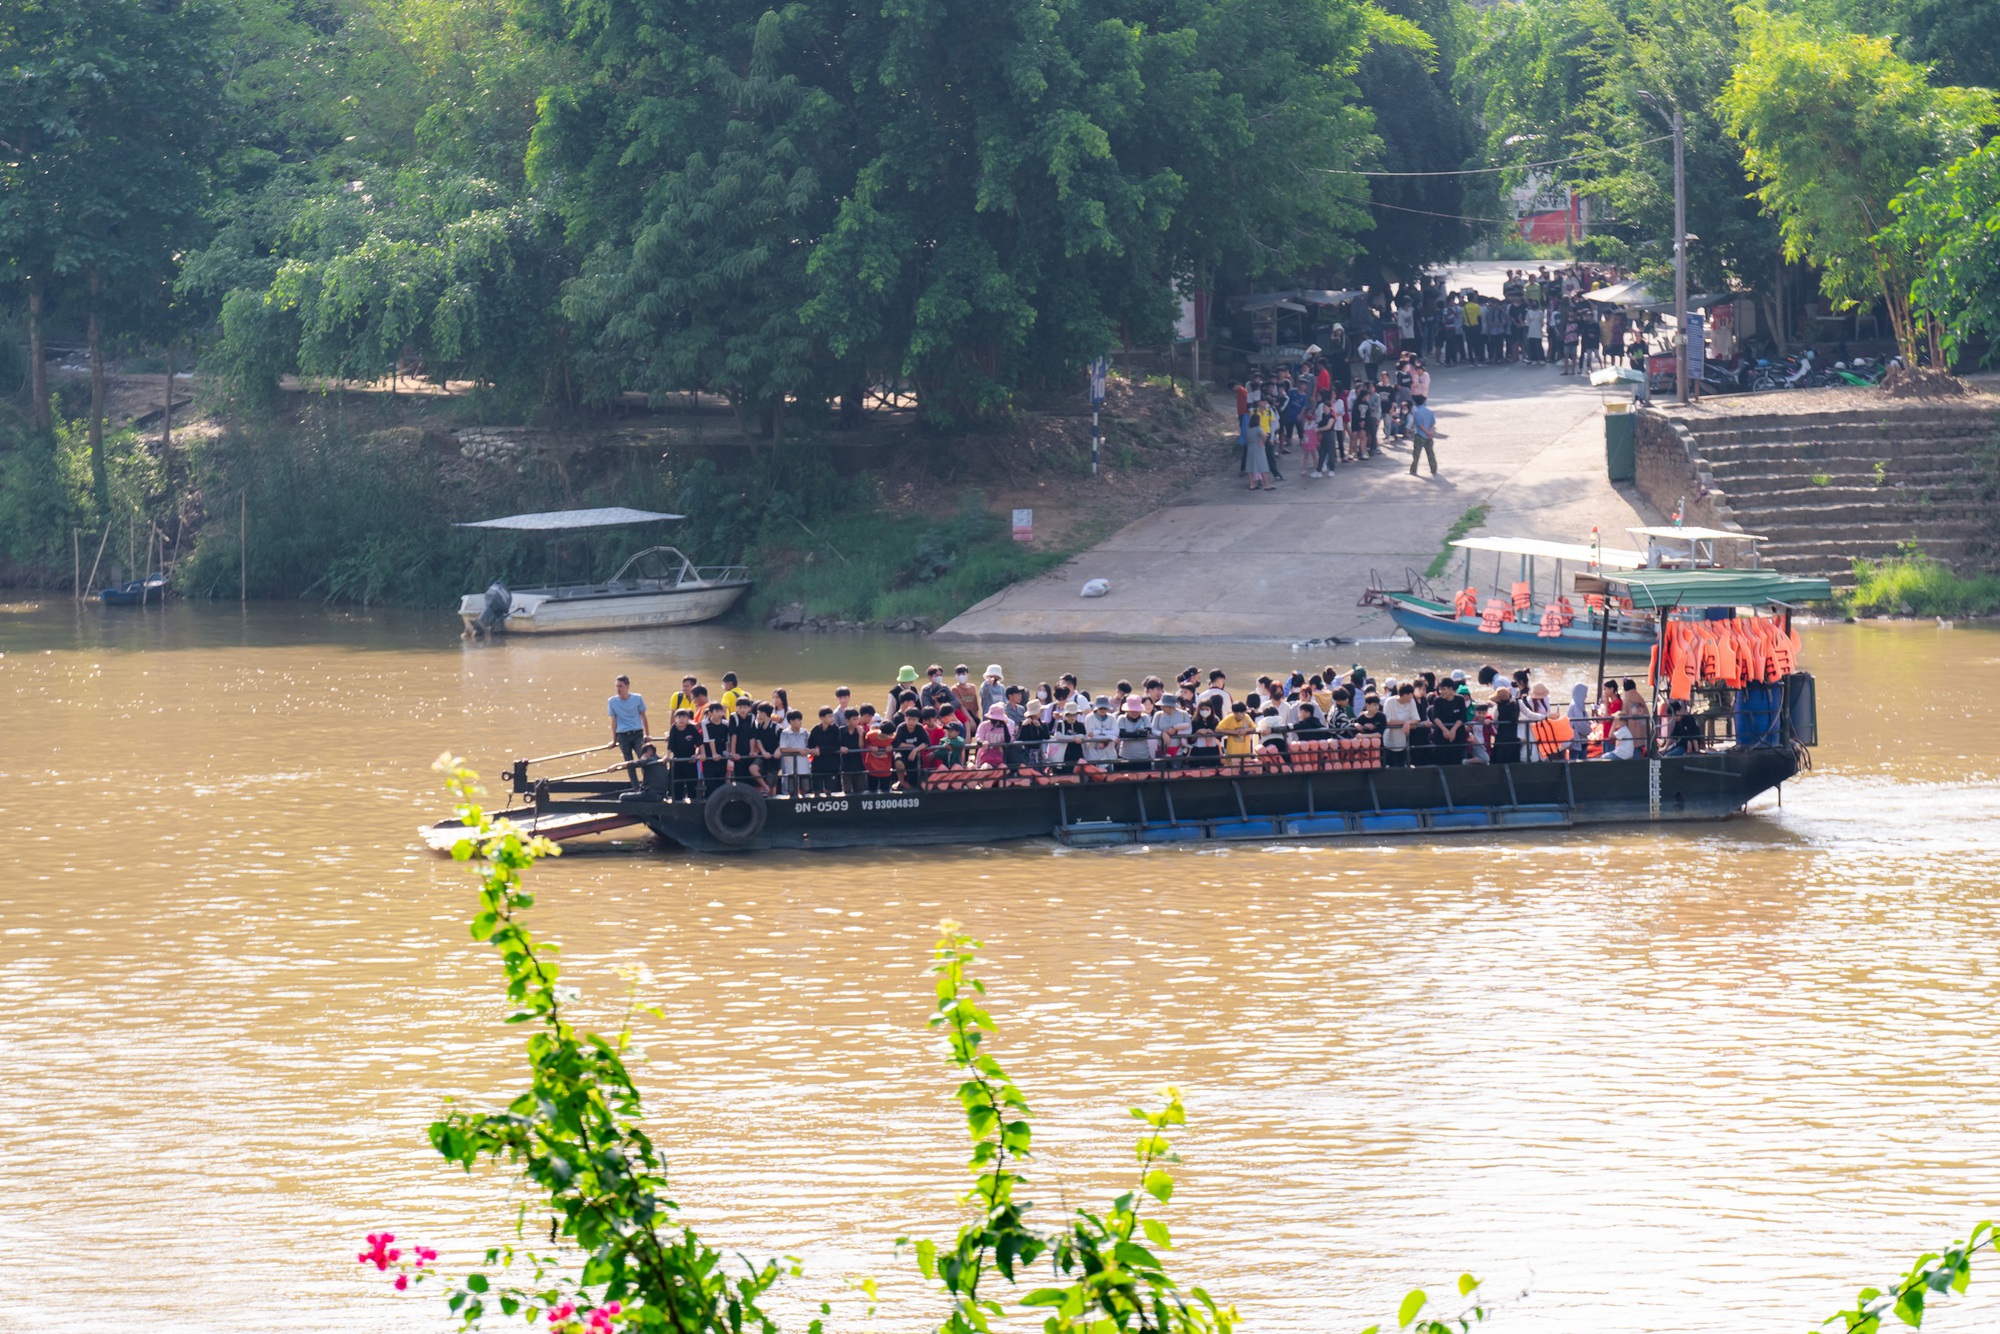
935,358,1659,641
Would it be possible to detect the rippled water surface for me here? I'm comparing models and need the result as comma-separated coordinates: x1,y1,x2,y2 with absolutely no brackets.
2,605,1996,1332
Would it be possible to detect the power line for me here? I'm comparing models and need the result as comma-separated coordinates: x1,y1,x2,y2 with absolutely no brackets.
1363,199,1520,226
1326,135,1672,177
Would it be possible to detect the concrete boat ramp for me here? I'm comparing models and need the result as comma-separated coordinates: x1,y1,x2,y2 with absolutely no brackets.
935,361,1657,643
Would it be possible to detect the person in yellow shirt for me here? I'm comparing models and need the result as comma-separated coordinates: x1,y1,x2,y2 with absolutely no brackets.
666,674,700,714
718,671,748,712
1218,701,1258,762
1461,297,1484,363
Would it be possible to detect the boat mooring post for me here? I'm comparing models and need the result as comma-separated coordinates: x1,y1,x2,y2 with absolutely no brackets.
1593,595,1612,708
1089,355,1107,477
240,490,248,605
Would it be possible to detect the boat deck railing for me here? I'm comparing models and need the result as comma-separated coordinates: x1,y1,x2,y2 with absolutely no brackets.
505,687,1798,803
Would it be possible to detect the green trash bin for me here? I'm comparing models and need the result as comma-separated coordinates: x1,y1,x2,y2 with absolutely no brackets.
1604,407,1636,482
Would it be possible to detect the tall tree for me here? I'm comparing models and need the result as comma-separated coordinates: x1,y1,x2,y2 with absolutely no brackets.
525,0,1380,427
1467,0,1781,294
1721,9,1996,361
1352,0,1483,283
0,0,230,501
1884,138,2000,366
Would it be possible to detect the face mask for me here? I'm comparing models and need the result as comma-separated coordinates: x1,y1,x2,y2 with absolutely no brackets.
1037,689,1050,701
956,672,968,681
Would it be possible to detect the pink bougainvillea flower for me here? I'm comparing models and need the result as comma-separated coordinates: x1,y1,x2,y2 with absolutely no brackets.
395,1275,410,1291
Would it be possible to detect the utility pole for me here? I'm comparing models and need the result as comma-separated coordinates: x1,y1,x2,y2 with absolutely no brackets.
1673,108,1688,406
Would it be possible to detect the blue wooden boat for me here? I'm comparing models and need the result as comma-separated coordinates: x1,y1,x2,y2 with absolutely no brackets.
99,573,168,607
1382,593,1658,658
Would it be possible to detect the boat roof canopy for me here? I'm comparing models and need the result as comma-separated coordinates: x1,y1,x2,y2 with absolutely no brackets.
455,507,683,532
1629,524,1767,544
1449,535,1646,569
1577,568,1834,608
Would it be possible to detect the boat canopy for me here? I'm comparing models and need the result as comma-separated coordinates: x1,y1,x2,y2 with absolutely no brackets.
1582,282,1734,312
1449,535,1645,570
454,507,683,531
1576,568,1833,609
1629,524,1767,544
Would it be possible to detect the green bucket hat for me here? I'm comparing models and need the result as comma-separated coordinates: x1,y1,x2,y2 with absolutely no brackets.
897,664,920,683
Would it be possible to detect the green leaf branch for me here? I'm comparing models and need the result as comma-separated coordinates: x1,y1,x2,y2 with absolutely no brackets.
1825,1221,1997,1333
427,754,797,1334
909,922,1236,1334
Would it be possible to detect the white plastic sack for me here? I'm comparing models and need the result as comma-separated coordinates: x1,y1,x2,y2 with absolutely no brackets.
1080,578,1111,598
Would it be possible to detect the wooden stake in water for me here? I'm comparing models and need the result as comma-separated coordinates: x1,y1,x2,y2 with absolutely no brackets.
240,490,248,605
74,528,81,600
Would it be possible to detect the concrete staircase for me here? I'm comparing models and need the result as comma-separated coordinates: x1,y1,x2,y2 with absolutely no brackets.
1666,406,1996,584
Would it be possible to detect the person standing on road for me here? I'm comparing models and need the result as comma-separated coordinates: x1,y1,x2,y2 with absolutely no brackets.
1356,333,1387,387
608,674,651,781
1407,394,1440,477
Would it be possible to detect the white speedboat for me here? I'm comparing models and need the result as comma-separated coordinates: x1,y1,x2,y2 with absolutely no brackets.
456,507,752,636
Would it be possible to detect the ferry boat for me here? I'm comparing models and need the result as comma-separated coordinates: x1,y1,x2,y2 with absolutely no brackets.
425,568,1831,856
456,733,1806,854
456,507,751,636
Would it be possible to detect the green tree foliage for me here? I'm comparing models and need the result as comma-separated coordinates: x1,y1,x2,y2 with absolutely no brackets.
1885,138,2000,365
192,165,570,402
1817,0,2000,93
0,0,232,494
1720,10,1996,360
526,3,840,432
1465,0,1780,293
1352,0,1485,282
526,0,1381,427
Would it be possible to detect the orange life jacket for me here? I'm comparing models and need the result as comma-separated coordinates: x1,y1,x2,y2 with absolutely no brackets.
1669,624,1697,701
1454,588,1479,618
1479,598,1511,634
1537,604,1564,638
1511,580,1533,611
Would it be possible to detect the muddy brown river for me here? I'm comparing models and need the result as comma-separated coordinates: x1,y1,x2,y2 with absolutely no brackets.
2,604,1996,1332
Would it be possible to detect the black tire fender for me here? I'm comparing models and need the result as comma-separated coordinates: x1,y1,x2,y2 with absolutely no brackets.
702,782,768,847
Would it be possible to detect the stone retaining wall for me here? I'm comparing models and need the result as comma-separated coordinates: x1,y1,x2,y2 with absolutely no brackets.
1632,408,1759,564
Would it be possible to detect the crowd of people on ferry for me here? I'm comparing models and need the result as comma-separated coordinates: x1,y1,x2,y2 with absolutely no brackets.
605,660,1706,802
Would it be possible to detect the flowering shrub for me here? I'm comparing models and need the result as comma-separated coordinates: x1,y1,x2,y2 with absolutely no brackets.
357,1232,438,1293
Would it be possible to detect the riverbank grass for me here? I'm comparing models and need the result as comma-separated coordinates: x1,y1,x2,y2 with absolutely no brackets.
1844,551,2000,616
1425,504,1491,580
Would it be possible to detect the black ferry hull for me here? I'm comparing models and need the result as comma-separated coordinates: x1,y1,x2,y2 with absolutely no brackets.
570,748,1798,854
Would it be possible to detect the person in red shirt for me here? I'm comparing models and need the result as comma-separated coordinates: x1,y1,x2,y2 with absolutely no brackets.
1314,361,1332,403
862,719,897,791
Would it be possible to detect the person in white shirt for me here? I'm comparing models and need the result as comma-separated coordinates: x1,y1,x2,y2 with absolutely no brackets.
1382,684,1421,767
1151,700,1191,763
1082,700,1120,765
776,710,811,794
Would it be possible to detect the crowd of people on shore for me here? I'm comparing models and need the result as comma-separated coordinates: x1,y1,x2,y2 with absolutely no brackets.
1311,261,1653,377
604,659,1703,801
1233,346,1440,488
1229,263,1655,489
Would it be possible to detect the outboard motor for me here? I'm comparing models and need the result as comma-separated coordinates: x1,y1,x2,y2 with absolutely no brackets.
478,582,511,635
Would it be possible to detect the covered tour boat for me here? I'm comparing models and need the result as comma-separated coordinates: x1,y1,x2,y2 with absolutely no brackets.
1365,535,1659,657
456,507,751,636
